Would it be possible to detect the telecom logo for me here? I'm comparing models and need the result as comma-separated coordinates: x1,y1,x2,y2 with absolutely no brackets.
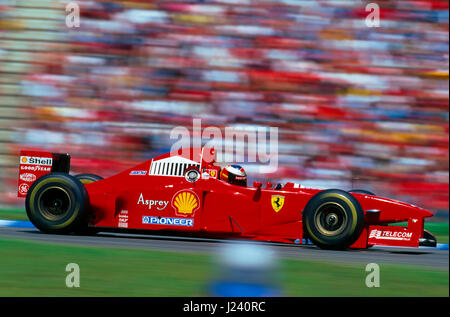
369,229,413,241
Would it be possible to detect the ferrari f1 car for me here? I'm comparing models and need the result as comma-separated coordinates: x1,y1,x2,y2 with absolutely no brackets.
18,147,437,249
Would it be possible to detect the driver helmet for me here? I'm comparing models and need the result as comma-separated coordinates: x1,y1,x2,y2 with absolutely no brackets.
220,164,247,187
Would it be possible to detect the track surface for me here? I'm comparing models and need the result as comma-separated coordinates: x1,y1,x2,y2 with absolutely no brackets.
0,227,448,270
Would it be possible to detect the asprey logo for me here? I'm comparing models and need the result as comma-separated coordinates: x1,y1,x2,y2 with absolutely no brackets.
20,156,52,166
172,190,200,217
369,229,413,241
137,193,169,210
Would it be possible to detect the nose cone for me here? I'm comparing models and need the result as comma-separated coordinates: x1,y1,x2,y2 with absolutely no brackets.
388,200,434,222
409,204,433,218
358,194,434,223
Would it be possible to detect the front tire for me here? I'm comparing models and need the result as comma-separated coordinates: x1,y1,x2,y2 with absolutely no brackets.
25,173,89,234
303,189,365,250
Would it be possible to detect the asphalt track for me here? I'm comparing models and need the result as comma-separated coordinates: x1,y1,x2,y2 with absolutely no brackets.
0,226,448,270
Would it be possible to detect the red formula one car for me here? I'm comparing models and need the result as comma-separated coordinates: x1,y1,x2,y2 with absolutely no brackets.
18,147,437,249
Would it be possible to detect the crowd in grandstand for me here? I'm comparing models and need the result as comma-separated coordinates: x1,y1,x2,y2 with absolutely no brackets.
1,0,448,216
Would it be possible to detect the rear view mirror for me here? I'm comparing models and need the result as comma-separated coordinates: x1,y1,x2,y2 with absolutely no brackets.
185,167,200,183
253,181,262,201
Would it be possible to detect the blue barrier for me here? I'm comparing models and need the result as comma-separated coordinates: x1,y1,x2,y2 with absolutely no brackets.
0,220,35,229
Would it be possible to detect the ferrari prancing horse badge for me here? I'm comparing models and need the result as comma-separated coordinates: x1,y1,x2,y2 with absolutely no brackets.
271,195,285,213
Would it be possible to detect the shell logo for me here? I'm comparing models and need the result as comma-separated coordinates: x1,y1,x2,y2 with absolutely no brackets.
172,190,199,217
21,157,28,163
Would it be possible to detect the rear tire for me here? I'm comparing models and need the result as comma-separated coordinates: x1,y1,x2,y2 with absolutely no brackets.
25,173,88,234
303,189,365,250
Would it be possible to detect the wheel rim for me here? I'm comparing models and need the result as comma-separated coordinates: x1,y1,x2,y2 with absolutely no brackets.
315,202,348,236
38,186,72,221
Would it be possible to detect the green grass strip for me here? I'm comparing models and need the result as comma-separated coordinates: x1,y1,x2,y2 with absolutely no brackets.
0,238,447,297
0,208,28,221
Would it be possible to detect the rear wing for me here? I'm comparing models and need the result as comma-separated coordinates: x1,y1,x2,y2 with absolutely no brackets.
18,150,71,197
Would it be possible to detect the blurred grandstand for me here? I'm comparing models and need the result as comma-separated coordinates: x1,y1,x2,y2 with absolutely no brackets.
0,0,448,219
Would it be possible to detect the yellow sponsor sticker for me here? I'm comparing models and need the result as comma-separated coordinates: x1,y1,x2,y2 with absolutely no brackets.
271,195,285,213
172,190,200,217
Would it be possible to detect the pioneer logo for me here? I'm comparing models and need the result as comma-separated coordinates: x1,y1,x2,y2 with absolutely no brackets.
20,156,53,166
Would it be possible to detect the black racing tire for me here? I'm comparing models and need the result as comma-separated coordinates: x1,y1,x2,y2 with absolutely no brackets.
349,189,376,196
74,173,103,184
303,189,365,250
25,173,89,234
